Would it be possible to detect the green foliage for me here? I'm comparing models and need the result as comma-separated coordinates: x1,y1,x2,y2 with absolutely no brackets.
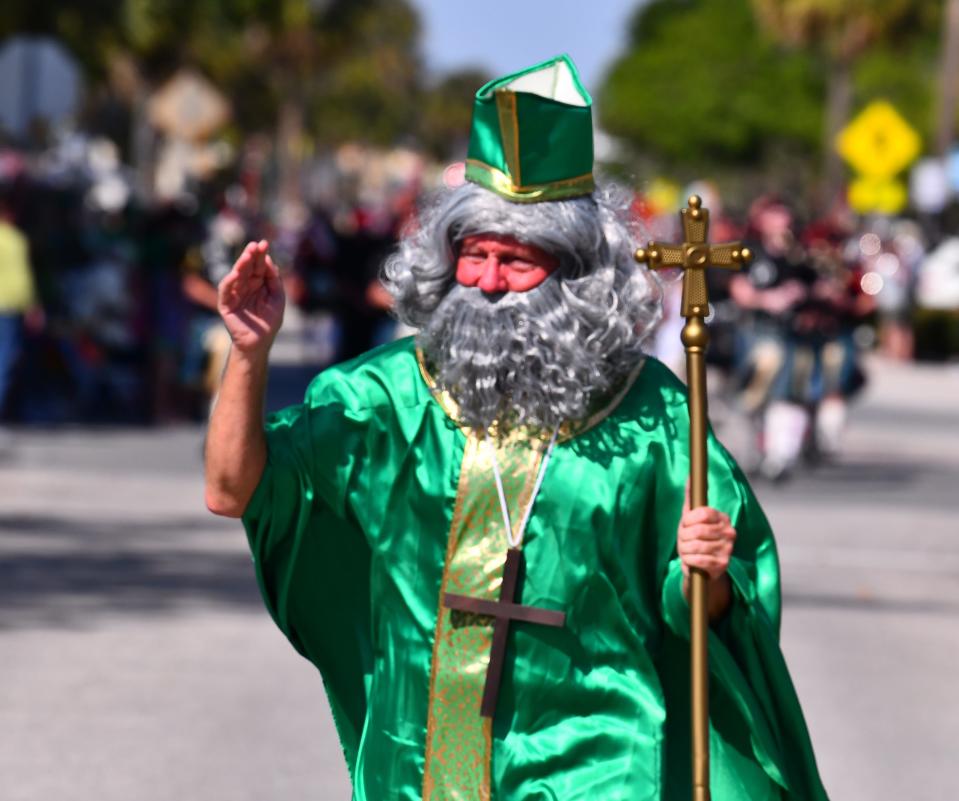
305,1,423,147
749,0,937,175
750,0,926,61
852,33,939,148
310,48,418,146
0,1,128,76
600,0,948,196
0,0,426,147
599,0,825,168
418,68,491,160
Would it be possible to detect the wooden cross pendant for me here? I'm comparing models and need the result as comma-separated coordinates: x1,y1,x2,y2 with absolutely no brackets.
443,547,566,718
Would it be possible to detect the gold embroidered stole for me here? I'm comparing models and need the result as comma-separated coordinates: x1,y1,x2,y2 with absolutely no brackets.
421,431,546,801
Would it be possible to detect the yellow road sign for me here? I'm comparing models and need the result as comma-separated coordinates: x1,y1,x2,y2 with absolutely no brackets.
848,176,908,214
836,100,921,179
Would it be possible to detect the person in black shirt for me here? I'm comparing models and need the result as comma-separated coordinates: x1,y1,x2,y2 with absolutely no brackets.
729,196,815,480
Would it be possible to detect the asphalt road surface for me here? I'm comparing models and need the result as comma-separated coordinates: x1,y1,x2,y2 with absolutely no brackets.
1,355,957,801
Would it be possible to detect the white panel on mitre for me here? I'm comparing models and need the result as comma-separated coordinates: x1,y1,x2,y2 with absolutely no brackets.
505,60,586,106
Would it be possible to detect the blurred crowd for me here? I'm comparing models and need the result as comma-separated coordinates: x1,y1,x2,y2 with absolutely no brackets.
1,138,959,484
646,183,959,481
0,136,423,426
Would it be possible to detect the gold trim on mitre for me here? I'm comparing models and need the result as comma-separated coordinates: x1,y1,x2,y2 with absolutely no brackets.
464,159,595,204
494,90,522,188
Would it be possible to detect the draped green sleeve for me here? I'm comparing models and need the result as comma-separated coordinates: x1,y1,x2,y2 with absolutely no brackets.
241,361,377,778
650,375,829,801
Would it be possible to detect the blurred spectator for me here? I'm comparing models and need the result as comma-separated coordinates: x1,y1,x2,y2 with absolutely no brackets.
0,191,44,424
873,219,925,361
730,198,810,371
60,200,148,423
797,215,873,459
913,235,959,360
325,202,396,361
289,201,341,364
291,177,417,364
729,197,823,479
728,198,876,481
695,181,744,374
3,124,956,436
180,190,249,415
139,201,203,423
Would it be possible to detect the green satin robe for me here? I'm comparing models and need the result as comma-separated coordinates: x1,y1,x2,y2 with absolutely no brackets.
242,336,829,801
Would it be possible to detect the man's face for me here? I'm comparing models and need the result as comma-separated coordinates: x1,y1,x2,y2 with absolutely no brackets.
455,233,558,294
755,206,793,255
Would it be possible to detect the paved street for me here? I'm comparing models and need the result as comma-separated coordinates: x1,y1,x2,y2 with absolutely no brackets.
1,354,957,801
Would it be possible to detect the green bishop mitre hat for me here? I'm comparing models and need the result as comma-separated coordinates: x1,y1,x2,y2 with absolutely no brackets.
465,54,594,203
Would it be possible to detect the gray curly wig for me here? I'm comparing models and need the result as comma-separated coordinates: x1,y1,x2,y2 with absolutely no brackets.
382,181,663,431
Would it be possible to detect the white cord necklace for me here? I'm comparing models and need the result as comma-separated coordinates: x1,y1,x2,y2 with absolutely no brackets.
485,427,560,549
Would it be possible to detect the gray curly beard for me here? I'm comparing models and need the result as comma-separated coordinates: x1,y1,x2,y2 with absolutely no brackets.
383,182,663,432
418,278,634,432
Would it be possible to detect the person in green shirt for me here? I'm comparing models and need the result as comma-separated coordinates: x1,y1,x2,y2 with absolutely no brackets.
205,55,828,801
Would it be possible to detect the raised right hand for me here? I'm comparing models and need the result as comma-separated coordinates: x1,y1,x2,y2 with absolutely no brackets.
218,239,285,355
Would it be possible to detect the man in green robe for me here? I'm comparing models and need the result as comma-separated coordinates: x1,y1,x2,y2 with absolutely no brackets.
205,55,829,801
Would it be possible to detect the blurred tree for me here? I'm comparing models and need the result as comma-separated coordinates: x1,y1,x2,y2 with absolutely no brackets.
304,0,422,146
120,0,422,207
599,0,946,204
750,0,929,197
853,34,938,146
599,0,824,171
1,0,427,205
0,1,126,78
418,68,491,161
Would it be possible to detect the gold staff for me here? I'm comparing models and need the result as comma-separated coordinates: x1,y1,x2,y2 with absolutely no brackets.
635,195,751,801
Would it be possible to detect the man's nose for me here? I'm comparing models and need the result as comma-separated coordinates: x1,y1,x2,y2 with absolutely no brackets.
477,256,505,293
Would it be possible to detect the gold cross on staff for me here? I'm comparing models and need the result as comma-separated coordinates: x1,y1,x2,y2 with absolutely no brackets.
634,195,751,318
634,193,751,801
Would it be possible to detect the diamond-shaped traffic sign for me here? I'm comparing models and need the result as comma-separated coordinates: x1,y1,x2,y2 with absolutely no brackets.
148,69,230,142
848,176,908,214
836,100,921,179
